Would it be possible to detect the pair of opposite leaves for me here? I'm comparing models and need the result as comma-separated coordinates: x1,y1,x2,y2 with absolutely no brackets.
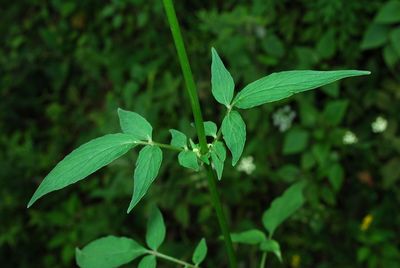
27,48,370,211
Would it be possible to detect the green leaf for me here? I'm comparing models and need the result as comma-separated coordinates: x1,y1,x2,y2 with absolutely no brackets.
76,236,146,268
390,28,400,56
128,146,163,213
118,108,153,141
233,70,370,109
262,182,306,236
361,24,389,50
28,134,137,208
169,129,187,148
138,255,156,268
231,229,267,245
322,100,349,126
383,44,399,68
283,128,309,155
146,207,166,250
316,30,336,59
222,110,246,166
259,239,282,262
210,141,226,180
192,238,207,265
178,150,199,171
328,163,344,192
211,48,235,106
204,121,218,138
374,1,400,24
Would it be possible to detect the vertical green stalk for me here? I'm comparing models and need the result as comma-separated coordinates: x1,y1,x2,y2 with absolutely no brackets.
162,0,237,267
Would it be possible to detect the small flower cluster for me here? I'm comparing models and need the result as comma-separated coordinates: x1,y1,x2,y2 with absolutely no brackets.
236,156,256,175
343,116,388,145
272,105,296,132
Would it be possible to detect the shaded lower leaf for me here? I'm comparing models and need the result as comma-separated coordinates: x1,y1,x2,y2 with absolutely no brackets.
192,238,207,265
138,255,156,268
210,141,226,180
146,207,166,250
222,110,246,166
28,133,138,208
231,229,266,245
76,236,146,268
128,145,163,212
259,239,282,262
262,182,306,236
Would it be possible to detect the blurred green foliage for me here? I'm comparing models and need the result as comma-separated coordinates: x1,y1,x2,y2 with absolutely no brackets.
1,0,399,267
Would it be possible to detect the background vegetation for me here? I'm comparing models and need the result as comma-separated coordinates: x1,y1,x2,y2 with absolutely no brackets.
1,0,399,267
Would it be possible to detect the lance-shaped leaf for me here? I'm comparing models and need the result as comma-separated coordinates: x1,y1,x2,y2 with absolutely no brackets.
210,141,226,180
231,229,267,245
262,182,306,236
146,207,166,250
169,129,187,148
222,110,246,166
260,239,282,262
128,146,163,213
178,150,199,171
233,70,370,109
76,236,146,268
374,1,400,24
28,134,138,208
211,48,235,106
192,238,207,265
118,108,153,141
138,255,156,268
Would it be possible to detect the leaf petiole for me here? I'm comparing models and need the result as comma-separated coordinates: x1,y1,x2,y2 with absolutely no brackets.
146,250,198,267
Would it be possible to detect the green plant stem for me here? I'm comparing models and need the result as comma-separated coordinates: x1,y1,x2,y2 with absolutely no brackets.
147,250,197,267
259,252,267,268
136,141,183,152
162,0,237,267
162,0,207,154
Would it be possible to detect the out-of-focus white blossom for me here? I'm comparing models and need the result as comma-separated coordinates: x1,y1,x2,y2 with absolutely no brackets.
371,116,387,133
272,105,296,132
255,26,266,38
237,156,256,175
343,130,358,144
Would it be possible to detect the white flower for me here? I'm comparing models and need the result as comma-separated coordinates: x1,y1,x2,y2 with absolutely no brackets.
343,130,358,144
237,156,256,175
272,105,296,132
371,116,387,133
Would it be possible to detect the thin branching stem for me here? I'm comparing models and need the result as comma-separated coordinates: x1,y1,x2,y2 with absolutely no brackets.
147,250,197,267
162,0,237,267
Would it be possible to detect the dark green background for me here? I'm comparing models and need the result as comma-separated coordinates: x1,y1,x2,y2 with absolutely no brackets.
1,0,399,267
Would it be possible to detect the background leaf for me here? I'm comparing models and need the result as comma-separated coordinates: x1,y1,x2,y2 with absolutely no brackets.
146,207,166,250
262,182,306,236
283,128,309,155
75,236,146,268
192,238,207,265
118,108,153,141
231,229,266,245
361,24,389,50
233,70,370,109
222,110,246,166
128,146,163,212
211,48,235,106
28,134,137,207
374,1,400,24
